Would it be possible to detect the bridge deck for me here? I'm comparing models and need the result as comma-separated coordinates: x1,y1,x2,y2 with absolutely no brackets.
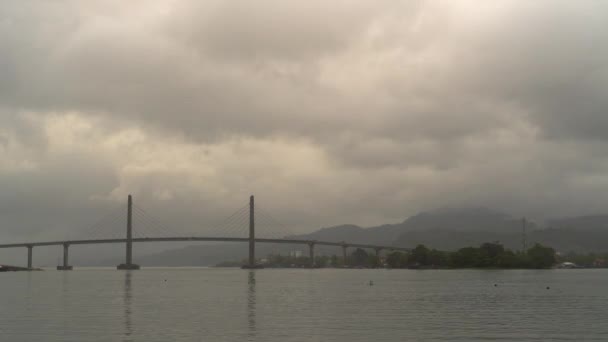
0,237,409,252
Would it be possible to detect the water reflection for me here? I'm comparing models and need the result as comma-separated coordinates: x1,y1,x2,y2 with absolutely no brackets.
61,272,69,338
247,271,256,340
123,272,133,341
2,270,608,341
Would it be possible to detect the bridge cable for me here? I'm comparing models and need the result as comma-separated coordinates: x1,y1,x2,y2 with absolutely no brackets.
208,205,250,238
131,205,175,238
223,208,251,237
255,206,298,239
75,204,127,240
131,202,252,238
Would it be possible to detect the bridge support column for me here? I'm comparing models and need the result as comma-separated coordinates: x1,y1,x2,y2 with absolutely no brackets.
243,195,262,269
342,244,348,267
249,195,255,267
118,194,140,270
26,245,33,269
57,243,73,270
308,242,316,268
374,247,383,268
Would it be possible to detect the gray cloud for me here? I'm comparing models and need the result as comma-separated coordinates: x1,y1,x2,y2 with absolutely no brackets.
0,0,608,252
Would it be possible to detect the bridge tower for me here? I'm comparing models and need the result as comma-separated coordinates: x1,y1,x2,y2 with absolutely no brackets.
26,245,33,269
242,195,263,269
249,195,255,267
117,194,140,270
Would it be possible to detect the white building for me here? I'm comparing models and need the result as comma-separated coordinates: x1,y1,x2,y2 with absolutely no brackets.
289,250,303,258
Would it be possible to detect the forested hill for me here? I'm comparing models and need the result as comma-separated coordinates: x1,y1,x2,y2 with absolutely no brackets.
132,209,608,266
296,209,608,253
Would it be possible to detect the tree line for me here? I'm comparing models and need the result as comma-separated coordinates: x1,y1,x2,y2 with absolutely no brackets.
258,242,557,269
385,242,556,269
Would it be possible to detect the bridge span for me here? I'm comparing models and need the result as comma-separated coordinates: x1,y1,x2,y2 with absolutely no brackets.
0,195,409,270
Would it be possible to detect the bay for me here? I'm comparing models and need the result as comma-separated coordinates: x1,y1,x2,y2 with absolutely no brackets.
1,268,607,341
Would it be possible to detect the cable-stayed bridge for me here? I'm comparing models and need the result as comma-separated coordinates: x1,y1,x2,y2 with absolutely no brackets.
0,195,409,270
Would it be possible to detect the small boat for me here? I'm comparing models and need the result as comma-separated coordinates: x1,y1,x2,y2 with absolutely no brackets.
557,262,583,269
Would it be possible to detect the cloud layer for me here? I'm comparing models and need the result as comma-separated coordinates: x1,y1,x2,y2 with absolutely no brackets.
1,0,608,245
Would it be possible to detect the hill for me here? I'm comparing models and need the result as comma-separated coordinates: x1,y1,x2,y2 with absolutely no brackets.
129,209,608,266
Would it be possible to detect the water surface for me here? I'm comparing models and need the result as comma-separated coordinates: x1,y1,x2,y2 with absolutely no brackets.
1,268,607,341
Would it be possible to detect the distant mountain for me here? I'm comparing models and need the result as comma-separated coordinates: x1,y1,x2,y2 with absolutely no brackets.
290,223,405,246
548,215,608,231
528,227,608,253
129,208,608,266
392,207,534,250
393,226,608,253
295,207,531,247
393,212,608,253
400,207,523,232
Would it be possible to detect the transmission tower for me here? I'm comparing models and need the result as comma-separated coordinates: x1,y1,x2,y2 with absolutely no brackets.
522,217,527,252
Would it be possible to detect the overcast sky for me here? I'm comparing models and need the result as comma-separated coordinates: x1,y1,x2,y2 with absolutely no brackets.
1,0,608,243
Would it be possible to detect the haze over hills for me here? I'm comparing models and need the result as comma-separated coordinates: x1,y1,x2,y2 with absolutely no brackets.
123,207,608,266
548,215,608,231
288,207,527,245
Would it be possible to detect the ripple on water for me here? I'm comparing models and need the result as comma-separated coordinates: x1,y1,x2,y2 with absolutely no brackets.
1,269,608,341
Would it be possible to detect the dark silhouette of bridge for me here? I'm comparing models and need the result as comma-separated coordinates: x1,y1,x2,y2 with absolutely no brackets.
0,195,409,270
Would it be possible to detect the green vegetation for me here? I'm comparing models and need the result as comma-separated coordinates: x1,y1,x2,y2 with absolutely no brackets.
215,242,559,269
264,254,333,268
386,242,556,269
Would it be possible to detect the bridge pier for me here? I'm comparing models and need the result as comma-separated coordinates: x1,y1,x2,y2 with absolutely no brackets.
342,244,348,267
57,243,73,270
26,245,33,269
117,194,140,270
308,242,316,268
374,247,383,268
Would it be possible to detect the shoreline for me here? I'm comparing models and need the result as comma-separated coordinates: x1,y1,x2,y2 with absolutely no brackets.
0,264,43,272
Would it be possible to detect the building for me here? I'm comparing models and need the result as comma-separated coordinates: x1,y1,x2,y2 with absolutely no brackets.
289,250,303,258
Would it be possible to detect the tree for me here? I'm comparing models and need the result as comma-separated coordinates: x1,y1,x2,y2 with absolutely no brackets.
527,243,556,268
410,244,430,266
451,247,480,267
386,251,404,268
315,256,329,268
330,254,339,267
428,249,448,267
368,254,380,268
351,248,369,267
496,250,520,268
479,242,506,267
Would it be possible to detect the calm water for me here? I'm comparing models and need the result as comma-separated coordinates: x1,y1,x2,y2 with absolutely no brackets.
1,268,607,341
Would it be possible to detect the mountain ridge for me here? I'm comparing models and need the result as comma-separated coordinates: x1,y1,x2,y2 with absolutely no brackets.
131,207,608,266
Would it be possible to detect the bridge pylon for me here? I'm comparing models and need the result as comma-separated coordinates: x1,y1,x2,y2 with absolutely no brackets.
242,195,263,269
117,194,140,270
26,245,33,269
